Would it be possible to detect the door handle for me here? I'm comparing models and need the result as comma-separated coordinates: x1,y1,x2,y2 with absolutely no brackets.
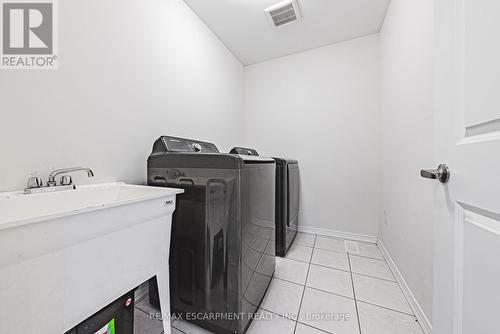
420,164,450,184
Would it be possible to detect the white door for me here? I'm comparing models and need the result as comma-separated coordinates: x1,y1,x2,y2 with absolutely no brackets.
433,0,500,333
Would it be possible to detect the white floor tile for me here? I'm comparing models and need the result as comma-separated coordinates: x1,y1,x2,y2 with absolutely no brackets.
293,233,316,247
275,257,309,285
246,309,296,334
358,302,424,334
357,242,384,260
306,264,354,298
172,319,214,334
315,236,346,253
294,323,329,334
260,278,304,320
311,248,350,271
353,274,412,314
298,288,359,334
286,244,313,263
349,255,395,281
134,308,164,334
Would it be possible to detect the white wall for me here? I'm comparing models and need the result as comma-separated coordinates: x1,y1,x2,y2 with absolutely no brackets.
242,35,380,238
0,0,243,191
379,0,434,325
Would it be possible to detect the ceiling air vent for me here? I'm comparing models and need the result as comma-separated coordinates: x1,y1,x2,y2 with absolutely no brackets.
265,0,301,27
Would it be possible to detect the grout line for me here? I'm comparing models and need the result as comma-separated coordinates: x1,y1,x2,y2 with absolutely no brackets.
258,306,360,334
347,254,363,334
291,243,315,250
309,262,351,274
288,245,385,264
313,246,348,255
348,253,386,262
281,255,314,265
306,285,354,301
284,252,351,273
313,245,385,262
272,275,356,301
272,265,397,291
295,321,340,334
283,256,312,265
355,299,416,317
314,246,385,262
293,234,317,334
294,242,315,248
259,305,298,322
135,306,154,317
350,272,397,283
272,276,306,287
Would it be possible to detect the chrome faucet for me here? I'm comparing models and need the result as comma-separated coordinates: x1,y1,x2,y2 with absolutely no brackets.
24,166,95,194
47,167,94,186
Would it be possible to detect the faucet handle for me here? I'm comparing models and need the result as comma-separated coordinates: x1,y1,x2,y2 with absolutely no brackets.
60,175,73,186
27,177,43,188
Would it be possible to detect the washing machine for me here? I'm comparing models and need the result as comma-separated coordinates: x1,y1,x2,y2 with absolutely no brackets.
148,136,276,334
230,148,299,257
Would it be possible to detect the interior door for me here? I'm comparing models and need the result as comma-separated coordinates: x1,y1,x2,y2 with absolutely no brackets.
433,0,500,333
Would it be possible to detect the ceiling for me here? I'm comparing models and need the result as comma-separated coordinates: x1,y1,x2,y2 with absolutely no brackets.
182,0,391,65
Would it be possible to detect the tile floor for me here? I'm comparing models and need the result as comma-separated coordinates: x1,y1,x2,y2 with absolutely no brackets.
134,233,424,334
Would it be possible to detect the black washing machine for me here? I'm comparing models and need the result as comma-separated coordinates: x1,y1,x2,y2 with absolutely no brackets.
230,148,300,257
148,136,276,334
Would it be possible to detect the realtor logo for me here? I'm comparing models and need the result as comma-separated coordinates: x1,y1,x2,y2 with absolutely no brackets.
1,0,57,69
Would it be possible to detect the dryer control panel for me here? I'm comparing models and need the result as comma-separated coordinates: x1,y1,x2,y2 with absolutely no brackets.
230,147,259,156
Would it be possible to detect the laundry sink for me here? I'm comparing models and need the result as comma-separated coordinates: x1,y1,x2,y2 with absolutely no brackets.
0,182,181,230
0,182,183,334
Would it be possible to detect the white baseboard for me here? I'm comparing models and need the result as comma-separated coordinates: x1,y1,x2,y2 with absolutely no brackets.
296,225,378,243
377,239,433,334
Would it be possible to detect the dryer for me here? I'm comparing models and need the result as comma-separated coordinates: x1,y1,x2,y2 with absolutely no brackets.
274,158,299,257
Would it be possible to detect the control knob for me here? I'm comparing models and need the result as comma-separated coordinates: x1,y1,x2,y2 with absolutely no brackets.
192,143,202,152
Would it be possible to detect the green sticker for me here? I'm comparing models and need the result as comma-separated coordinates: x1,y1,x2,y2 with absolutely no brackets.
108,318,115,334
93,318,115,334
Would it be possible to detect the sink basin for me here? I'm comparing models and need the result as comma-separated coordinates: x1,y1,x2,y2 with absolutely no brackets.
0,182,180,230
0,182,183,334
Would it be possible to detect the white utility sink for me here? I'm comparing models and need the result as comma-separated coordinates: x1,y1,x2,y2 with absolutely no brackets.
0,182,183,334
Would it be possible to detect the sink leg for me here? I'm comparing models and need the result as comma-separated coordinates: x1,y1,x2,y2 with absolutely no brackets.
157,262,171,334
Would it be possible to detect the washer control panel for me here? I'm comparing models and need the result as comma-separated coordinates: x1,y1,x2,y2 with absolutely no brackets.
158,136,219,153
